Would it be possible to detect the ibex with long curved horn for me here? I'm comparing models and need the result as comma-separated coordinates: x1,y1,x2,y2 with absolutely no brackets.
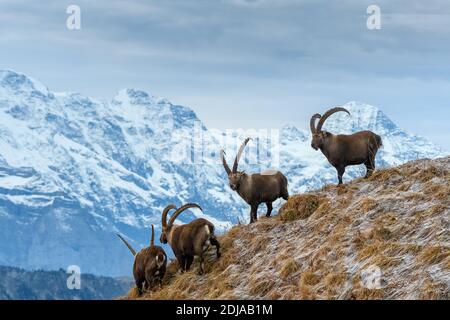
160,203,220,275
117,224,167,295
221,138,289,223
310,107,382,185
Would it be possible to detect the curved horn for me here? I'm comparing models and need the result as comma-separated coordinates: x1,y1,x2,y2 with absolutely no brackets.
310,113,321,134
161,204,177,228
168,203,202,226
116,234,136,256
316,107,350,132
232,137,251,173
150,224,155,247
220,150,231,175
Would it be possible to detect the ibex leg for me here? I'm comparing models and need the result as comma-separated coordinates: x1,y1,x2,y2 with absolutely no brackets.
250,204,258,223
337,166,345,185
265,202,273,217
185,255,194,271
210,236,221,258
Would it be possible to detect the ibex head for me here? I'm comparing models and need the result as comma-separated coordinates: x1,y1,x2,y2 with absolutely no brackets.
220,138,251,191
160,203,203,244
310,107,350,150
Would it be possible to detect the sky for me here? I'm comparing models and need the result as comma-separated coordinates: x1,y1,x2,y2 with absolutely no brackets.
0,0,449,149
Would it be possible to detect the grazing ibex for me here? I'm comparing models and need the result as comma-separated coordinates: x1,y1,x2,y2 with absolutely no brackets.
160,203,221,275
221,138,289,223
117,225,167,295
310,107,382,185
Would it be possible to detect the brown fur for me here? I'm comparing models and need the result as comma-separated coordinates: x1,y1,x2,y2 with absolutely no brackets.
160,204,221,275
221,138,289,223
311,108,382,184
117,225,167,295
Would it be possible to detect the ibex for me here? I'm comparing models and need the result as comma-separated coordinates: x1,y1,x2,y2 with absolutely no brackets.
160,203,221,275
117,225,167,295
221,138,289,223
310,107,382,185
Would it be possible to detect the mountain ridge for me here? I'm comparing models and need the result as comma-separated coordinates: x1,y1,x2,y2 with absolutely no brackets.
0,265,132,300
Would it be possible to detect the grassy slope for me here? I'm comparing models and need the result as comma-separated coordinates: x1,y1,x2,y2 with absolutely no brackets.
124,157,450,300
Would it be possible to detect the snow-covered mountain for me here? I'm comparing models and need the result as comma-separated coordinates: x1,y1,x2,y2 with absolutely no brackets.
0,70,446,276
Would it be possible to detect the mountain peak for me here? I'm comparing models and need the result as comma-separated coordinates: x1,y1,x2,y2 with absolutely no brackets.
320,101,397,133
0,70,49,95
341,101,379,112
123,88,150,99
112,88,172,108
281,124,309,141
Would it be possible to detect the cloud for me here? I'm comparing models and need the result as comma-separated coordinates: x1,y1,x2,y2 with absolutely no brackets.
0,0,449,149
226,0,307,7
384,13,450,33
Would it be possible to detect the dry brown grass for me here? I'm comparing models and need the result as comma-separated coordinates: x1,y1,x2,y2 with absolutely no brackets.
279,194,322,221
415,165,447,182
350,287,384,300
422,182,441,196
324,273,347,288
248,278,276,297
428,204,447,215
417,246,450,265
373,227,393,241
368,167,402,182
359,197,377,213
314,200,332,217
419,280,450,300
280,258,300,279
433,188,450,201
398,181,412,192
120,157,450,300
299,270,321,287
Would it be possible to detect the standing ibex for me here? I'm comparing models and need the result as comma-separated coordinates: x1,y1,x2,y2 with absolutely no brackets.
117,224,167,295
221,138,289,223
310,107,382,185
160,203,220,275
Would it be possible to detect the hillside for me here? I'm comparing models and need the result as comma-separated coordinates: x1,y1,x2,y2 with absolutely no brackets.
0,265,133,300
125,157,450,300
